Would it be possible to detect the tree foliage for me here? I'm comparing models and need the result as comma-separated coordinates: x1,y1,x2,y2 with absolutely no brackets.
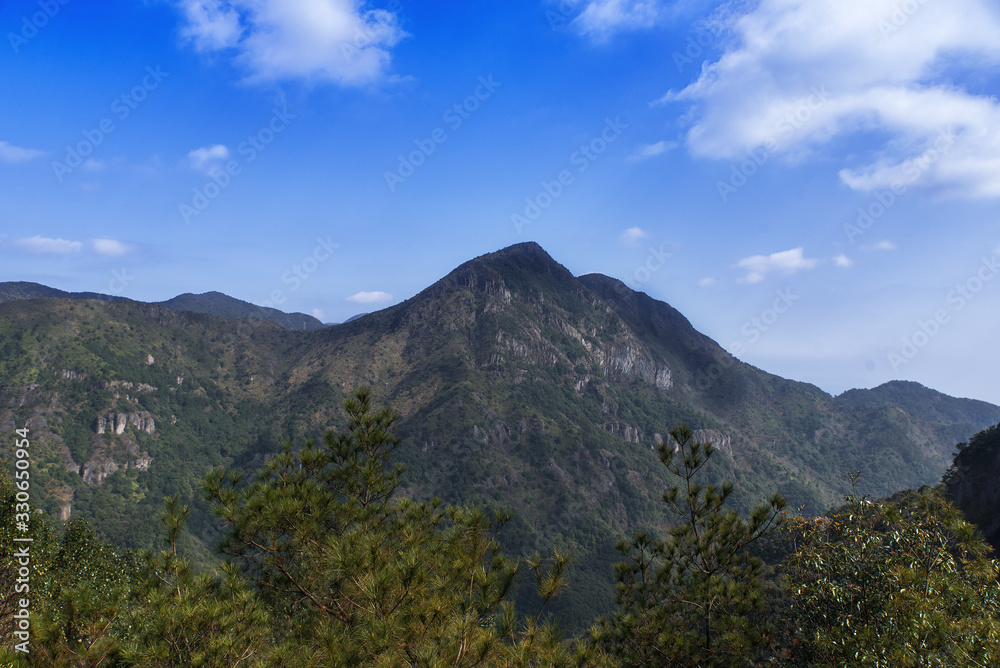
785,475,1000,667
597,425,786,666
198,387,604,666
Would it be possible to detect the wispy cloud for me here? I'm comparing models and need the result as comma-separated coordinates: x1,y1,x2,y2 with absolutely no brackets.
0,141,46,164
834,254,853,268
627,140,677,162
12,235,83,255
91,238,133,257
176,0,407,86
697,277,716,287
735,247,819,284
666,0,1000,198
346,290,392,304
570,0,670,41
619,226,651,247
188,144,229,173
864,240,897,251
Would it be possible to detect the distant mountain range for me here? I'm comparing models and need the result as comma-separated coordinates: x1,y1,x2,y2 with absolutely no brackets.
1,242,997,629
0,281,327,331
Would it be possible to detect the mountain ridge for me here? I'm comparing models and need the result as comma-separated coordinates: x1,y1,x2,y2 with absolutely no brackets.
1,242,997,629
0,281,326,331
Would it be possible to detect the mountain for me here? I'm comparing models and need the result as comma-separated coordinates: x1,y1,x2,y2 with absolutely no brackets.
0,281,129,303
837,380,1000,426
0,282,326,331
157,292,326,331
1,242,996,629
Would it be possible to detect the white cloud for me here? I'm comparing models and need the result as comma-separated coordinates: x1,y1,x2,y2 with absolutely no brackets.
346,290,392,304
666,0,1000,198
91,238,133,257
179,0,243,50
13,236,82,255
619,226,651,247
865,240,897,251
571,0,667,40
697,277,716,287
735,247,819,284
188,144,229,172
0,141,46,163
834,253,853,268
82,159,105,171
627,140,677,161
312,307,324,320
176,0,407,86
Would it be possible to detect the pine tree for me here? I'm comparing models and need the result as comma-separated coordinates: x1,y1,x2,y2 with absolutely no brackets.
121,496,273,667
203,387,605,666
597,425,786,666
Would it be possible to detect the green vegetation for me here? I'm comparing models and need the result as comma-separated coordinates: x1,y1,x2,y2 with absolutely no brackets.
3,392,999,667
2,244,999,637
597,426,787,665
786,480,1000,666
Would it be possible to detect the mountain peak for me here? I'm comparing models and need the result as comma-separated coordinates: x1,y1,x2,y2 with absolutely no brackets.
458,242,575,282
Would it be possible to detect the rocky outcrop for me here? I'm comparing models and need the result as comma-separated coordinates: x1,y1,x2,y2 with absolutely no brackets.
660,428,732,456
103,380,157,403
603,421,643,443
81,440,153,485
597,343,673,390
95,411,155,435
691,429,732,456
82,459,120,485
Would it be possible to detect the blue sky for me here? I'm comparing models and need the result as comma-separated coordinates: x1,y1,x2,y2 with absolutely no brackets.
2,0,999,404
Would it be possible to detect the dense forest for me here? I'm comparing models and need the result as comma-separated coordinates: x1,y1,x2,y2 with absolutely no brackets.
3,389,999,667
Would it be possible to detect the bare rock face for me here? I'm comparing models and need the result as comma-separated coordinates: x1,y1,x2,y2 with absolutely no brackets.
599,343,673,390
82,460,119,485
81,446,154,484
58,504,72,521
661,428,732,456
603,421,643,443
691,428,732,456
95,411,155,435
